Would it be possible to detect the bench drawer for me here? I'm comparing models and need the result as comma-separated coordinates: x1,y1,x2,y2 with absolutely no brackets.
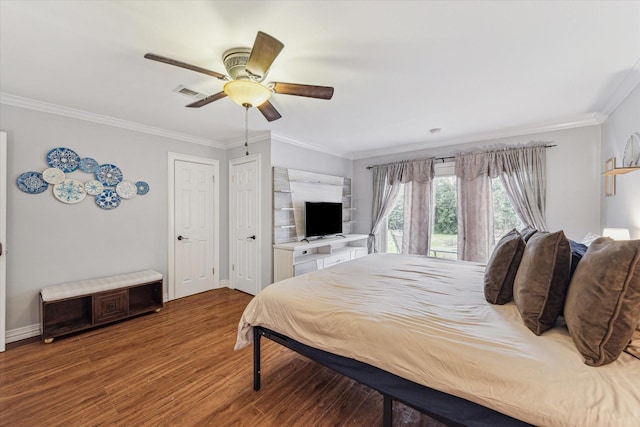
94,290,128,324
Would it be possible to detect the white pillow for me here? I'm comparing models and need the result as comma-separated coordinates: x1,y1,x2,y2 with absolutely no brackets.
580,232,601,247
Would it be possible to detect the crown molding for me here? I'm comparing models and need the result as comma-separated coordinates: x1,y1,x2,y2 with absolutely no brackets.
600,56,640,117
350,113,604,160
222,130,353,159
270,131,352,159
0,93,226,149
223,130,273,149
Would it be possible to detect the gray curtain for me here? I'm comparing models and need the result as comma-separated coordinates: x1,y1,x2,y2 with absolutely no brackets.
455,145,548,262
368,164,403,253
499,146,547,230
401,160,435,255
455,153,495,262
369,158,435,254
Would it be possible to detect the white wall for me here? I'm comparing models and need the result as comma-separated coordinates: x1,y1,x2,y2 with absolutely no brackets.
601,83,640,238
1,104,227,333
271,139,353,178
353,125,601,242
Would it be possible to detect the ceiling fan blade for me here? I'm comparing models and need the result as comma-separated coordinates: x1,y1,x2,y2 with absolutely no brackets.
144,53,228,80
245,32,284,80
257,100,282,122
272,82,334,99
186,91,228,108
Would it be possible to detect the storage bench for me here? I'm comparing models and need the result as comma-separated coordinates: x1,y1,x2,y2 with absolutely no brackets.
40,270,163,343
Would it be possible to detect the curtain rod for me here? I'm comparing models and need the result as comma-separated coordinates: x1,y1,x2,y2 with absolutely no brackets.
365,144,556,170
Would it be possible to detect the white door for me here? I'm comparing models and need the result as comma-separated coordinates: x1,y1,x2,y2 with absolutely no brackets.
0,132,6,352
230,155,261,295
173,159,217,299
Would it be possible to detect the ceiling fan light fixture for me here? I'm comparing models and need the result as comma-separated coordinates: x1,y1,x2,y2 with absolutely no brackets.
223,80,271,108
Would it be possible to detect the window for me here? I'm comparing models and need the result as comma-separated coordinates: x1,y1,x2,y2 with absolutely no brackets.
491,178,524,242
386,163,458,258
386,183,405,254
432,173,457,259
385,161,523,257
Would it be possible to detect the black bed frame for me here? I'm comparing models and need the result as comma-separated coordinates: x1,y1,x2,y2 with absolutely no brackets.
253,326,533,427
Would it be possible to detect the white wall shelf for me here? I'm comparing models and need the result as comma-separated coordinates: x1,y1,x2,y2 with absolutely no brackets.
273,167,355,245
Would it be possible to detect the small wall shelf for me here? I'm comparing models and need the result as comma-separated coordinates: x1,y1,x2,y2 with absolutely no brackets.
602,167,640,175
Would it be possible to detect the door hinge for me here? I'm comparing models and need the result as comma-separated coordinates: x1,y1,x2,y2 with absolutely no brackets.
212,175,215,183
232,264,235,271
231,175,235,184
212,267,215,275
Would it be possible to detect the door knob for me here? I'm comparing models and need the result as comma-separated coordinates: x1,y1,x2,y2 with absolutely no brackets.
247,235,256,240
177,235,189,241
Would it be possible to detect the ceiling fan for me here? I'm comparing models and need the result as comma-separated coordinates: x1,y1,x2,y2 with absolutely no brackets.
144,31,334,122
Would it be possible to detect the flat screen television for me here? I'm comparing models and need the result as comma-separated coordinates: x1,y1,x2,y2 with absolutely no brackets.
305,201,342,238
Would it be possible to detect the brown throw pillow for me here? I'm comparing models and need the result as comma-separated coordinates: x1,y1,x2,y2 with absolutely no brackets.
484,229,525,304
520,227,538,242
564,237,640,366
513,230,571,335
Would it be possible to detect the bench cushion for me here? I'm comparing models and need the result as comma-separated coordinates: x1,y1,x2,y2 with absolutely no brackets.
41,270,162,302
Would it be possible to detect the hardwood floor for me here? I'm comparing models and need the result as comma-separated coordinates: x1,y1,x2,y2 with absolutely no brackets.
0,288,444,427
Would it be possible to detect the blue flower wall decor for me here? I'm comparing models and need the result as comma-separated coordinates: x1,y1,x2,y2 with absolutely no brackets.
17,147,150,210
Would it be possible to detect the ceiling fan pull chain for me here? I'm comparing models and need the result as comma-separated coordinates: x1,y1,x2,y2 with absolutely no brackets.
245,105,249,156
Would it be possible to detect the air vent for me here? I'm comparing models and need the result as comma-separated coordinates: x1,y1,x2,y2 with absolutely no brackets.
173,85,205,99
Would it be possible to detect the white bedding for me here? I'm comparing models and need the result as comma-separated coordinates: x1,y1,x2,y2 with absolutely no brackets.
235,254,640,426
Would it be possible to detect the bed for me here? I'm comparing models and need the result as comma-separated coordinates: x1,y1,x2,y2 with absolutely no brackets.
235,253,640,426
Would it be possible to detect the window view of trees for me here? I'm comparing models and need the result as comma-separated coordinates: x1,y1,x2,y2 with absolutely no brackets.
386,173,522,256
387,184,404,253
491,178,524,242
431,176,457,258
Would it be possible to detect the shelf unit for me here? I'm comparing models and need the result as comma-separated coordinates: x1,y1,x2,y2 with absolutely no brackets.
273,167,355,244
274,234,368,281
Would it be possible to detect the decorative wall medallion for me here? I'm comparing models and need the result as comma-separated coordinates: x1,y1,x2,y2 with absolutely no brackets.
95,189,121,210
84,180,104,196
95,164,123,186
53,179,87,204
17,171,49,194
135,181,149,195
20,147,149,208
42,167,65,184
116,180,137,199
46,147,80,172
79,157,99,173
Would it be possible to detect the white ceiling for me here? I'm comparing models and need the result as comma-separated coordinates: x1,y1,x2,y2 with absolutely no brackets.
1,1,639,159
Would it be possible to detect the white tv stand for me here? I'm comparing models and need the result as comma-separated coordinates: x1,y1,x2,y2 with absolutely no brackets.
273,234,368,282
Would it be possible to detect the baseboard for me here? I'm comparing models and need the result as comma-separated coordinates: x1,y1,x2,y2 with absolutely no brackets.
220,279,230,288
6,323,40,344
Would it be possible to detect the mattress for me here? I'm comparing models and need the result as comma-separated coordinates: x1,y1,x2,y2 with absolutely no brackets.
236,254,640,426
